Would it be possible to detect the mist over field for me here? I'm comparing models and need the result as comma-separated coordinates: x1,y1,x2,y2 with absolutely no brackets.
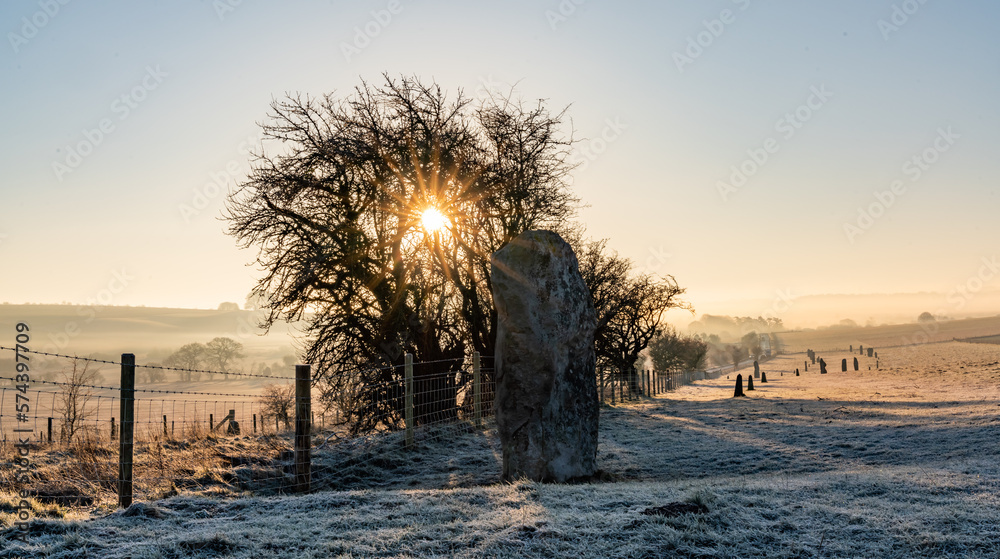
0,303,299,362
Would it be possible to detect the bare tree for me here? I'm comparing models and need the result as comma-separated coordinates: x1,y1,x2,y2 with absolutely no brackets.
164,343,205,382
741,331,762,361
205,337,245,380
258,384,295,430
576,238,689,394
728,344,745,372
225,75,577,434
648,326,708,372
57,360,101,443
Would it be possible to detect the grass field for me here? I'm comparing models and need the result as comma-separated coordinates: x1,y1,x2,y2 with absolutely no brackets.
777,314,1000,353
3,341,1000,558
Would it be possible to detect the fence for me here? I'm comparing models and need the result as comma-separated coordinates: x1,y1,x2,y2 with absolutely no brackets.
596,365,726,404
1,345,499,509
3,344,719,512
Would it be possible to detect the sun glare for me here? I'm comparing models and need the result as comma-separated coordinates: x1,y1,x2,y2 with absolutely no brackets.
420,207,449,233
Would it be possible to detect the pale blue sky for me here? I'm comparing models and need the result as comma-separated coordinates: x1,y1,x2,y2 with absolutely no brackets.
2,1,998,325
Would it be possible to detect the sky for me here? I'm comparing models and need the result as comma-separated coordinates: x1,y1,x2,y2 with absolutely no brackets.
1,0,999,328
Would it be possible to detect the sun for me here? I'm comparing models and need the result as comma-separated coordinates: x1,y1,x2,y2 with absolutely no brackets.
420,207,450,233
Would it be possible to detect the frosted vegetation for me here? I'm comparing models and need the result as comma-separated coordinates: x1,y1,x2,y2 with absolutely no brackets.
3,341,1000,558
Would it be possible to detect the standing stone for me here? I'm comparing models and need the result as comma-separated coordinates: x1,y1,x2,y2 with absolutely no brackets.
853,357,859,371
859,345,864,356
761,371,767,383
795,368,800,376
867,348,874,358
850,345,853,352
819,358,827,374
747,375,755,391
733,374,745,397
804,360,808,371
753,361,760,379
492,230,598,482
841,358,847,372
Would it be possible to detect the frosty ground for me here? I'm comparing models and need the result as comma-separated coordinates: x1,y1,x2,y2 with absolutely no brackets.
4,341,1000,558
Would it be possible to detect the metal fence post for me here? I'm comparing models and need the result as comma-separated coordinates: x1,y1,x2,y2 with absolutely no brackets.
405,353,414,449
473,351,482,429
294,364,311,493
118,353,135,509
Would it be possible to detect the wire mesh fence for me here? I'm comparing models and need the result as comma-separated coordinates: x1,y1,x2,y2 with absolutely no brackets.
1,347,501,510
3,344,716,513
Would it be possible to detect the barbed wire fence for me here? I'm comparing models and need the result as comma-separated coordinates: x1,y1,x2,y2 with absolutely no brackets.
2,344,706,512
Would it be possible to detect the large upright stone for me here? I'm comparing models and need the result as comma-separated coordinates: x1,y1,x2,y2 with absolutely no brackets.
491,230,598,482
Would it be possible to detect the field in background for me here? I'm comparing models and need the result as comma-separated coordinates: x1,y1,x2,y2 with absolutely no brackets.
778,314,1000,353
3,341,1000,557
0,303,301,361
0,304,303,446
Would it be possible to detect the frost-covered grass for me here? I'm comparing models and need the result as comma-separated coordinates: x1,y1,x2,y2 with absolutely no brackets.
3,342,1000,558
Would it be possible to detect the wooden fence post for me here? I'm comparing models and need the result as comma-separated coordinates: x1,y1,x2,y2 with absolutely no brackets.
47,417,52,444
405,353,414,449
294,364,311,493
599,367,605,404
473,351,482,429
118,353,135,509
163,415,168,437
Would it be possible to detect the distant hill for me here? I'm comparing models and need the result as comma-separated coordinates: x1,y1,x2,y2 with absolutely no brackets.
0,304,301,359
778,315,1000,353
